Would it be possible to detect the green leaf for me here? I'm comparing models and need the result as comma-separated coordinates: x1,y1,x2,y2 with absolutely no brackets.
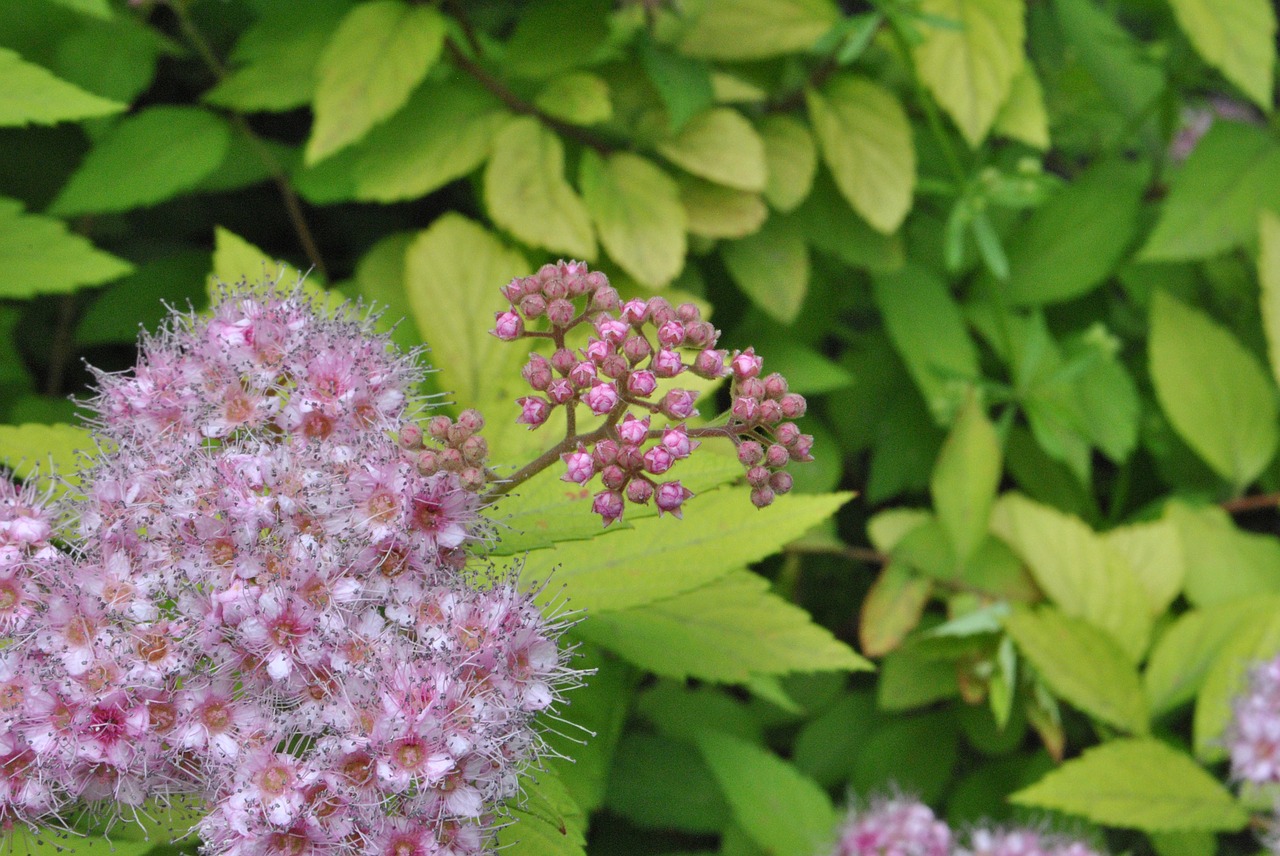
1102,518,1184,616
912,0,1026,146
518,489,853,612
993,63,1049,148
1168,502,1280,607
1165,0,1275,108
484,117,596,258
877,643,961,710
544,646,633,815
1143,596,1280,716
1148,291,1278,489
0,197,132,297
47,0,111,17
1141,122,1280,261
638,39,714,133
1052,0,1165,122
1259,209,1280,386
606,733,730,833
1194,607,1280,760
305,0,445,163
806,76,915,233
0,46,124,126
872,264,980,424
1011,739,1248,832
793,692,879,786
987,159,1147,306
992,494,1152,661
50,106,230,215
1004,607,1148,733
496,767,586,856
760,115,817,212
403,214,529,452
502,0,612,79
931,392,1001,565
349,232,419,354
859,563,933,657
791,171,905,271
205,1,350,113
676,0,840,60
679,176,768,239
76,251,208,347
851,713,959,804
576,569,870,681
721,216,810,324
353,76,509,203
209,227,308,294
0,422,93,490
696,731,838,856
579,150,686,289
656,107,767,192
534,72,612,125
53,14,163,105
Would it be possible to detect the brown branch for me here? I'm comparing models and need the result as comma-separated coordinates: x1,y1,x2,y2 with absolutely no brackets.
1222,492,1280,514
784,542,888,564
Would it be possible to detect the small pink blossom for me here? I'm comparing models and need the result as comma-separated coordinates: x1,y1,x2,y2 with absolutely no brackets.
584,382,620,416
492,310,523,341
654,482,692,518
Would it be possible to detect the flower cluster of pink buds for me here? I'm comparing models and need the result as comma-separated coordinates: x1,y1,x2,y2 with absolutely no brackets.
1229,655,1280,785
493,260,813,525
832,797,1105,856
0,282,574,856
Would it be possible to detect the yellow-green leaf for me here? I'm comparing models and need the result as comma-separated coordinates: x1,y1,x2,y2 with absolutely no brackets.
993,63,1049,149
305,0,446,163
1194,607,1280,760
1165,0,1275,108
860,563,933,657
1259,209,1280,386
806,76,915,233
656,107,767,192
579,151,686,289
677,0,840,60
1167,502,1280,607
534,71,612,125
679,177,768,239
496,767,586,856
721,216,810,324
1103,518,1184,616
485,116,596,258
913,0,1026,146
0,47,125,127
1149,291,1278,490
0,197,132,298
931,393,1001,565
0,423,94,494
760,114,817,212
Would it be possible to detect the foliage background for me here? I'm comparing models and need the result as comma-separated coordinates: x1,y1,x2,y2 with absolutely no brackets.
2,0,1280,854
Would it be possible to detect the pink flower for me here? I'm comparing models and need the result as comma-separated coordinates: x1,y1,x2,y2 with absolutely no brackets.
654,482,693,518
516,396,551,428
592,491,625,526
584,382,619,416
617,414,650,445
492,310,524,340
561,448,596,485
661,389,698,420
731,347,763,379
835,797,951,856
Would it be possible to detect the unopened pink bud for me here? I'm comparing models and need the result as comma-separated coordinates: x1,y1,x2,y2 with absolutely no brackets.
677,303,701,322
543,276,568,301
758,399,783,424
620,299,649,324
520,294,547,318
522,355,553,391
501,278,525,302
617,443,645,471
416,448,440,475
652,349,684,378
737,440,764,466
517,396,551,428
551,347,576,375
600,354,628,380
460,466,487,492
648,297,675,326
732,396,760,422
661,426,697,459
740,377,766,399
789,434,815,462
595,317,630,344
593,439,619,467
446,423,470,446
661,389,697,419
439,447,464,470
626,370,657,397
763,373,788,399
655,481,693,518
765,444,790,469
693,349,728,378
547,298,576,327
776,422,802,446
626,479,654,505
731,348,763,380
547,378,575,405
462,434,488,464
569,361,596,389
584,270,609,291
562,448,596,484
617,414,650,445
750,486,775,509
685,321,718,349
780,393,807,419
644,446,675,475
600,465,628,491
747,466,771,488
427,415,452,441
399,424,423,450
584,382,619,416
591,285,620,311
657,320,686,348
592,490,625,526
769,471,793,494
536,263,559,284
493,310,524,340
584,338,612,363
622,335,652,364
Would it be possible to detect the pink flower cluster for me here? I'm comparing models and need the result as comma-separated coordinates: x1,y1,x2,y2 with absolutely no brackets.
493,261,813,525
0,283,572,856
1229,655,1280,785
833,798,1105,856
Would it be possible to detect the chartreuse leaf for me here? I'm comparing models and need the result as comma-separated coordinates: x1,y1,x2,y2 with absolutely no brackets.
534,72,611,126
0,47,124,126
992,494,1152,661
989,160,1147,306
51,106,230,216
484,117,596,258
1102,518,1184,616
496,766,586,856
1165,0,1275,108
1149,291,1278,490
656,107,767,192
519,489,853,613
912,0,1025,147
403,214,529,447
931,392,1001,566
859,563,933,657
806,76,915,234
1143,596,1280,716
204,0,350,112
579,150,686,289
993,64,1049,148
1194,607,1280,760
676,0,840,60
353,77,509,203
697,732,838,856
1053,0,1164,122
1005,607,1148,733
1259,209,1280,385
872,265,979,424
0,198,132,297
576,569,870,681
0,423,93,491
721,217,810,324
1167,503,1280,607
305,0,445,164
760,115,817,212
679,177,767,239
1011,739,1248,832
503,0,612,79
1141,122,1280,261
